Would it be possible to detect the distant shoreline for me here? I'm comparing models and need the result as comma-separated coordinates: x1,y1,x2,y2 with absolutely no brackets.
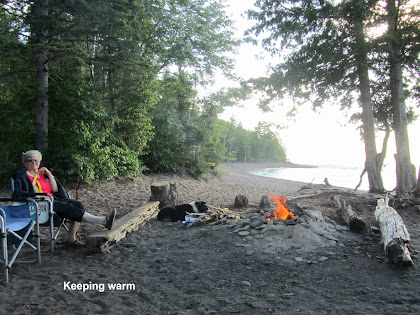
219,161,317,174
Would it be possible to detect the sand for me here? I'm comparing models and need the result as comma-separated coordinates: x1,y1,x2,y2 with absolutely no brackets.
1,162,420,314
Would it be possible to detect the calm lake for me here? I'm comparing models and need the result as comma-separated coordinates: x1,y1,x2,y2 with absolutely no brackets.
251,163,397,192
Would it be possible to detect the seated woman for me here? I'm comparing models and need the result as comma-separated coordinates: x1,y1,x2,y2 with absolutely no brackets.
12,150,116,247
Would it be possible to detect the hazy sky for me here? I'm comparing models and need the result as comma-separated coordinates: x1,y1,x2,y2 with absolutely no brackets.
217,0,420,171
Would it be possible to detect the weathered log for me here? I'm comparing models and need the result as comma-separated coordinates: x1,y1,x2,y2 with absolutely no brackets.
333,196,366,233
86,201,159,253
375,197,412,266
150,182,177,209
234,195,248,208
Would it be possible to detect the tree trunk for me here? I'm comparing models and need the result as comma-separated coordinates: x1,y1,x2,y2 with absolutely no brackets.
355,126,390,191
32,0,50,154
86,36,96,81
415,167,420,197
387,0,417,195
354,18,384,193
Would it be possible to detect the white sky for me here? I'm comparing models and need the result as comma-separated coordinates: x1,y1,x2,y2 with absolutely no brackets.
211,0,420,170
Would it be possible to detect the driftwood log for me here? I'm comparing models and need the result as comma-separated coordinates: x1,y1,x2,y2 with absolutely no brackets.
86,201,159,253
333,196,366,233
150,182,178,209
375,197,412,266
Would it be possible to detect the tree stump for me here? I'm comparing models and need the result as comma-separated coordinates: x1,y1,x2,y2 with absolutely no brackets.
234,195,248,208
375,196,412,266
259,195,271,209
150,182,178,209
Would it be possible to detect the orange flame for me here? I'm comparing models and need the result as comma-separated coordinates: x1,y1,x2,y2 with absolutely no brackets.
268,195,295,220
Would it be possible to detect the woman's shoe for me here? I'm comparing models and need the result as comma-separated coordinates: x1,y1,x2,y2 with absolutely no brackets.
64,239,85,247
105,209,116,230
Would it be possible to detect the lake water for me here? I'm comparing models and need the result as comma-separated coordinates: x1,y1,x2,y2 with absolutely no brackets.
251,163,397,192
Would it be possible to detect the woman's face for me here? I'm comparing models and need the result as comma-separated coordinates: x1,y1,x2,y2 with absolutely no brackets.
24,156,41,172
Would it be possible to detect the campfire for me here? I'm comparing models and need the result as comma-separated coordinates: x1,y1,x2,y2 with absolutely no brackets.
268,195,295,221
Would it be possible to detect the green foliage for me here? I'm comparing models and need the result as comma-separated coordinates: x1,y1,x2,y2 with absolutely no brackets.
0,0,239,183
215,119,287,164
247,0,420,122
0,7,36,181
143,71,287,178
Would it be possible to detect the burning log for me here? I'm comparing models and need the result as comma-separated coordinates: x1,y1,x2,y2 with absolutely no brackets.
285,199,304,217
333,196,366,233
375,197,412,266
267,195,305,220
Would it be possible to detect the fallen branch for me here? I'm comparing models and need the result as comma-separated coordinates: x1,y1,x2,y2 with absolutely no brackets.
185,205,241,227
207,205,228,214
333,196,366,233
375,196,412,266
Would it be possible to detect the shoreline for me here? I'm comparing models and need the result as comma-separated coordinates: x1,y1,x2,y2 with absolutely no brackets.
219,161,317,173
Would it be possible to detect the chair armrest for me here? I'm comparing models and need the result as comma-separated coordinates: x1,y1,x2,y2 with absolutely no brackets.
0,197,31,203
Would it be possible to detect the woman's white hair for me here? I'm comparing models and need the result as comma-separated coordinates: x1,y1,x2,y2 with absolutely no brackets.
22,150,42,163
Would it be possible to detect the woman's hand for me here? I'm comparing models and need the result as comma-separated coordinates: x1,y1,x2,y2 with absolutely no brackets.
38,167,59,193
38,167,52,177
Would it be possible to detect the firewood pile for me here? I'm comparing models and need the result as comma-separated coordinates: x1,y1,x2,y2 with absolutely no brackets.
186,205,243,226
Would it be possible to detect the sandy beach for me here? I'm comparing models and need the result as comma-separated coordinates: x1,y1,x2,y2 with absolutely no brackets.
1,162,419,314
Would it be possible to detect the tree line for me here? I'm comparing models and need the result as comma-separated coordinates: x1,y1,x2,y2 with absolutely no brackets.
2,0,419,195
0,0,286,183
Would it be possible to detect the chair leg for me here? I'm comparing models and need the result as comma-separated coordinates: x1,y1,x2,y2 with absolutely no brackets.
1,217,9,283
34,215,41,263
49,212,55,253
7,221,39,266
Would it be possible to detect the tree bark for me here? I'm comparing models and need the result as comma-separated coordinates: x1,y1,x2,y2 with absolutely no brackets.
355,127,390,191
415,167,420,197
354,18,384,193
387,0,417,195
32,0,49,154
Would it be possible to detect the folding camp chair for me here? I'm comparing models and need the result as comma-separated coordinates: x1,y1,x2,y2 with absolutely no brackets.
0,198,41,283
10,178,67,253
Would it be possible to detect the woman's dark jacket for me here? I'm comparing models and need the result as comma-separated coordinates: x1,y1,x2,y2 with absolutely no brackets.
11,167,69,200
